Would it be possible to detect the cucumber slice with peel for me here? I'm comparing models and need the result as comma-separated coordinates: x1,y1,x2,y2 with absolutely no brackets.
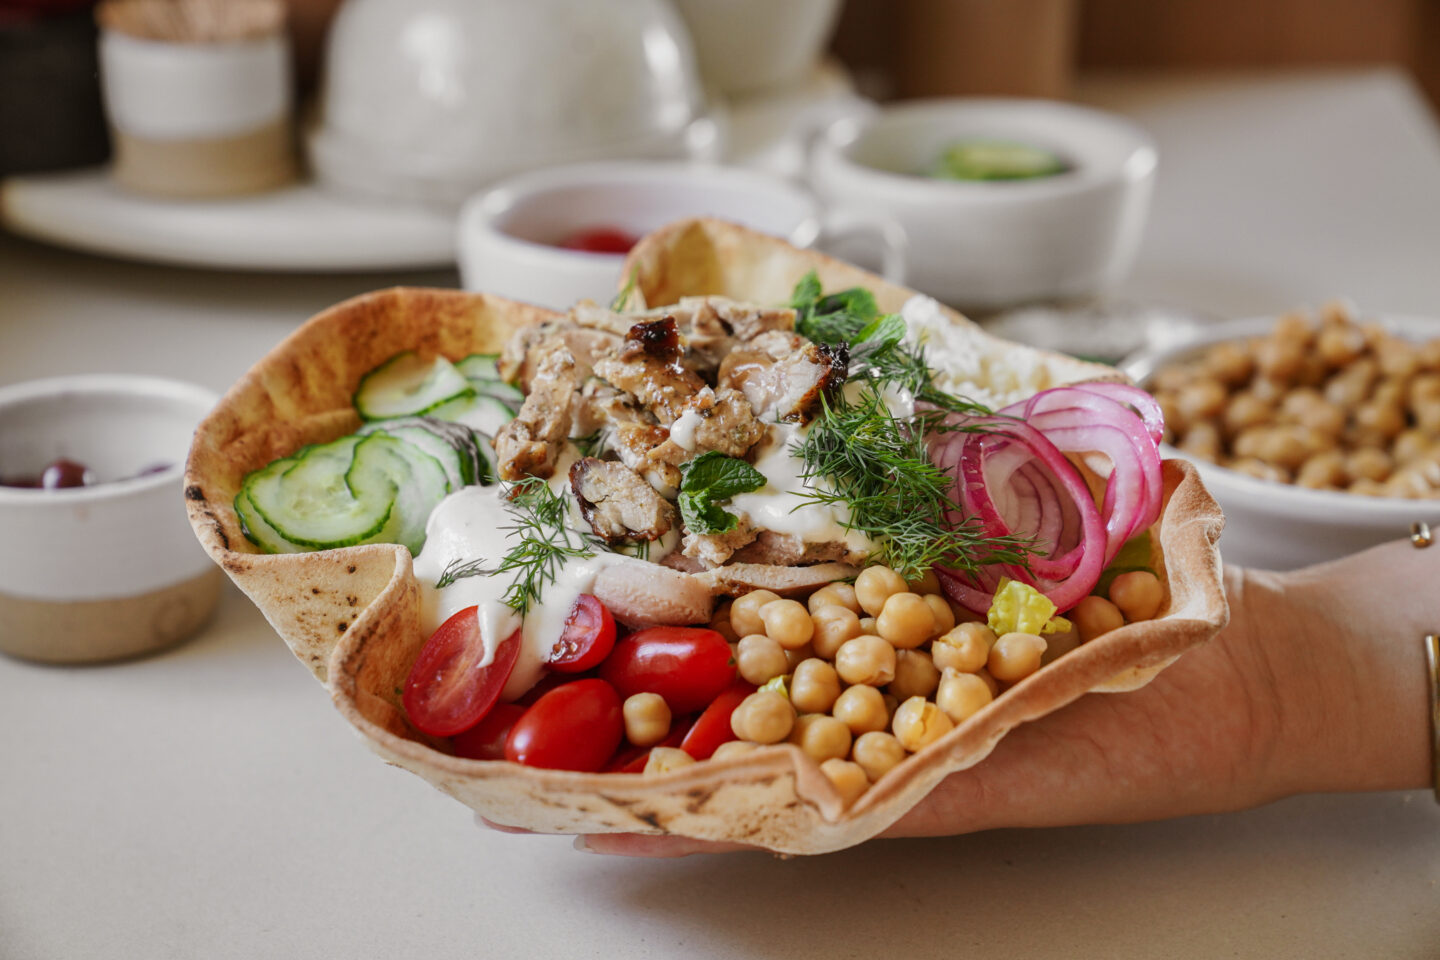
431,393,516,437
244,436,397,550
456,353,502,382
354,352,474,421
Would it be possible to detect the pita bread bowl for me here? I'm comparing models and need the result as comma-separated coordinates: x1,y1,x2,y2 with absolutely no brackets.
184,219,1226,855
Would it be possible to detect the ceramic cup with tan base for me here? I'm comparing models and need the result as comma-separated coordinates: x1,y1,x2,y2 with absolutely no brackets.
0,375,222,664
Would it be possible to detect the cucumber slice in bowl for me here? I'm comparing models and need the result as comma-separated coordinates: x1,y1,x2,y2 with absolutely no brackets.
455,353,502,382
354,352,474,421
357,418,473,488
431,393,516,437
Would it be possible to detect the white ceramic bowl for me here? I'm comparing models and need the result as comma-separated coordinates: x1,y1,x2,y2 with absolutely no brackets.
1123,316,1440,571
309,0,721,206
809,98,1156,311
0,375,223,663
457,161,906,310
669,0,842,98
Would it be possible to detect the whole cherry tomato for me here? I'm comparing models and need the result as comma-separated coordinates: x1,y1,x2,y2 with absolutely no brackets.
505,678,623,772
599,626,736,714
558,227,638,254
681,679,756,759
451,703,527,761
546,594,616,673
402,608,521,737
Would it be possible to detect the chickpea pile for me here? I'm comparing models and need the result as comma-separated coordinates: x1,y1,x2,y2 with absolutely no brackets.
644,563,1163,807
1153,302,1440,498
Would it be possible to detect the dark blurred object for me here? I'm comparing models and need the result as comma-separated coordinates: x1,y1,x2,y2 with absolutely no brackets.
0,8,110,176
832,0,1077,100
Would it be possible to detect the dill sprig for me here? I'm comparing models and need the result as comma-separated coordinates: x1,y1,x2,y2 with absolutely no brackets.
432,478,599,615
795,382,1032,581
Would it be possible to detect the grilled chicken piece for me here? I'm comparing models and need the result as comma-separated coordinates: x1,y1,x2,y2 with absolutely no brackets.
592,563,712,628
569,457,676,543
661,297,795,374
699,562,859,598
499,320,620,390
729,531,863,567
719,330,849,424
682,519,760,568
593,317,704,425
641,386,767,498
571,299,643,336
493,340,578,480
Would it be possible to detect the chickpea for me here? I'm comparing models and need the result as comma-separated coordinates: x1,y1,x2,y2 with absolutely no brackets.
621,692,672,747
1109,570,1164,621
876,591,936,649
892,697,954,752
710,740,759,762
1318,299,1357,327
807,582,860,615
1178,420,1223,462
1383,470,1430,498
889,649,941,701
790,714,852,763
1222,391,1272,436
736,634,789,686
1176,378,1228,423
820,758,870,807
643,746,696,775
1409,373,1440,409
834,635,897,686
932,622,993,673
1420,339,1440,371
1317,322,1365,368
783,642,814,671
730,691,795,744
729,589,779,638
975,669,1000,697
759,598,813,649
1202,340,1255,386
1295,450,1347,489
810,605,862,659
935,668,994,724
923,593,956,636
988,633,1047,683
790,658,842,714
1155,391,1188,437
1352,400,1406,443
1273,311,1314,344
1348,478,1387,496
855,565,907,617
1296,398,1346,438
906,569,942,596
1237,425,1313,471
1072,595,1124,643
831,684,889,735
1372,377,1407,411
1279,387,1324,421
708,601,739,644
1346,446,1393,483
858,616,878,635
1392,429,1434,466
1377,338,1421,380
1249,376,1288,405
1324,359,1378,408
851,731,907,782
882,692,901,720
1253,336,1305,381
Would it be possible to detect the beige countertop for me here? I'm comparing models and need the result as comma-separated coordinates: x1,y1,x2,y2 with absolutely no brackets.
2,69,1438,959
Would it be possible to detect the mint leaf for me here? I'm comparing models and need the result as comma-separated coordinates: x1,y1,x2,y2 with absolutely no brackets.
788,271,823,315
677,452,767,534
816,287,879,324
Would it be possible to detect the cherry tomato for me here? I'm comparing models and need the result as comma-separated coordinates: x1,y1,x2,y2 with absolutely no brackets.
402,608,521,737
681,679,756,759
516,670,574,706
451,703,527,761
599,626,736,714
558,227,639,254
546,594,616,673
505,678,623,772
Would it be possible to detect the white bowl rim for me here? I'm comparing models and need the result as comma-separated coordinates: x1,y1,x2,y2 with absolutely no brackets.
814,96,1158,203
457,160,823,269
1123,313,1440,518
0,373,218,505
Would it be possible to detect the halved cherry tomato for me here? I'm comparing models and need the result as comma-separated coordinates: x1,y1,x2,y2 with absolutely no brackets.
505,678,623,772
681,679,756,759
546,594,616,673
402,608,521,737
558,227,638,254
599,626,736,714
451,703,527,761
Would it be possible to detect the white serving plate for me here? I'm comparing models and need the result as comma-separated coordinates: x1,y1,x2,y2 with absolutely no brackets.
0,169,456,272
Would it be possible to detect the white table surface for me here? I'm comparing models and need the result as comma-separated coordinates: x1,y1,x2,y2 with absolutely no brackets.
2,69,1438,959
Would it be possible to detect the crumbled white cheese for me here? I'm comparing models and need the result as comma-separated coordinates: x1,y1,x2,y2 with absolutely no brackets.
900,295,1056,409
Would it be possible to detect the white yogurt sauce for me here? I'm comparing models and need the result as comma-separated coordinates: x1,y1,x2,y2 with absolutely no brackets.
728,423,873,555
670,407,703,451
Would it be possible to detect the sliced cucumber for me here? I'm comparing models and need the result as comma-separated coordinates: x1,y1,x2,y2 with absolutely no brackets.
346,433,450,554
475,380,524,412
235,482,305,554
431,393,516,437
456,353,502,382
931,141,1067,181
244,436,397,550
357,420,467,489
354,351,474,421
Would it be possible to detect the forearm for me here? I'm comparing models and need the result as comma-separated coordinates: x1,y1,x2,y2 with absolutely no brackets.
1241,540,1434,797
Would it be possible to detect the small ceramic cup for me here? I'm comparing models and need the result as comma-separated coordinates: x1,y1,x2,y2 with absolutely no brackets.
0,375,223,664
810,98,1157,312
457,161,906,310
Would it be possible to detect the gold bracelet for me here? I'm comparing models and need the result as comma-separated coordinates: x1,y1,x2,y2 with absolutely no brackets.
1426,634,1439,804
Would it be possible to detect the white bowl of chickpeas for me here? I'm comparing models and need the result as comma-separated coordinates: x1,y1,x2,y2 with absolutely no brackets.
1124,303,1440,570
